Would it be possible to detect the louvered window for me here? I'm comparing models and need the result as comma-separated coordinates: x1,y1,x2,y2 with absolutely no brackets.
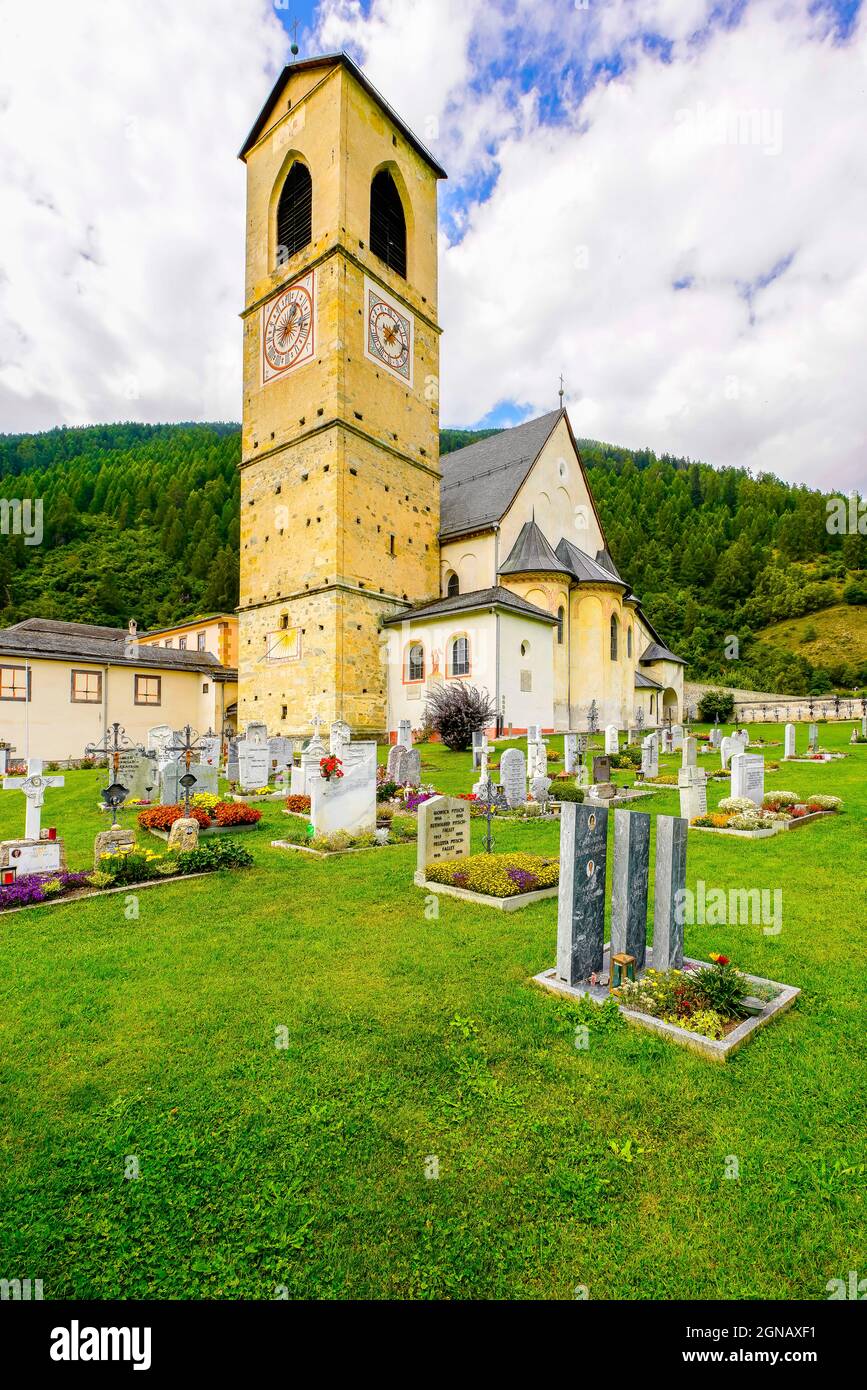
370,171,406,277
276,163,312,266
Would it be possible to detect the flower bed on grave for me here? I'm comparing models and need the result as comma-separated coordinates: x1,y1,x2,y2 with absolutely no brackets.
425,851,559,898
690,792,842,836
138,798,262,838
0,838,254,913
274,813,418,856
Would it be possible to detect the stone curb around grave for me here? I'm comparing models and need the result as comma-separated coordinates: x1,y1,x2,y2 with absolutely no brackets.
0,871,213,917
532,957,800,1062
414,875,559,912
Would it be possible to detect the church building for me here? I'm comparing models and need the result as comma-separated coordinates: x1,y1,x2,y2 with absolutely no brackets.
236,53,683,737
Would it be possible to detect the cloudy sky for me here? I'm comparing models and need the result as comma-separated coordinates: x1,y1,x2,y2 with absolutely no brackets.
0,0,864,489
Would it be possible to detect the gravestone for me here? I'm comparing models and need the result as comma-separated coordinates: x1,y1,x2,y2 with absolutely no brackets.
328,721,350,758
641,734,658,779
575,765,590,788
311,760,376,838
226,737,239,784
167,817,200,853
731,752,765,807
604,725,619,755
627,726,638,745
531,773,552,809
297,737,327,795
862,714,867,737
499,748,526,809
808,722,819,752
784,723,796,758
268,735,294,780
682,737,697,769
237,739,270,792
653,815,688,971
404,749,421,787
472,730,486,769
671,724,683,750
719,735,737,770
709,727,722,749
93,825,135,870
398,719,413,749
556,802,608,985
245,721,268,745
528,736,547,782
678,766,707,821
2,759,66,875
611,809,650,969
386,744,408,784
339,740,377,776
662,729,673,754
564,733,578,774
592,754,610,784
414,796,470,885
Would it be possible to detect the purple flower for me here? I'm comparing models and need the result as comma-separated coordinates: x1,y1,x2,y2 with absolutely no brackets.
506,867,539,892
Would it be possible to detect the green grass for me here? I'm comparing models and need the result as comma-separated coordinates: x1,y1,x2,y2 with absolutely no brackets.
754,602,867,667
0,724,864,1300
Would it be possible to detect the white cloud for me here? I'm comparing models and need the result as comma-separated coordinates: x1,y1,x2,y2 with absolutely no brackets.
0,0,285,430
0,0,864,492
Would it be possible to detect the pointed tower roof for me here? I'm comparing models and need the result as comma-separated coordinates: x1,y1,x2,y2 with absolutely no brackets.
499,516,572,576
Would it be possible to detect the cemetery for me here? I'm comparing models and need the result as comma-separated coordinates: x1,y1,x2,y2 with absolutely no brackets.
1,711,865,1298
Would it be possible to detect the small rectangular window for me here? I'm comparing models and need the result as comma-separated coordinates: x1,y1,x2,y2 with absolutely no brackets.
163,639,172,647
197,632,206,651
71,669,102,704
0,664,30,701
134,674,161,706
179,637,187,651
389,534,395,555
202,683,209,694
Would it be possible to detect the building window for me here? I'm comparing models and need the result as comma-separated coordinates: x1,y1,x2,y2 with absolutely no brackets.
370,170,407,277
280,614,289,629
197,632,206,651
520,640,530,658
446,572,459,598
179,636,187,651
406,642,424,682
163,639,172,647
71,669,102,704
610,614,619,661
276,161,312,265
202,683,209,694
627,625,633,658
650,693,655,714
449,635,470,677
134,674,161,706
556,606,565,645
0,664,29,701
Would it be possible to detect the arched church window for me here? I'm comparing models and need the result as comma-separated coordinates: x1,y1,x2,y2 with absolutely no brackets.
556,606,565,645
446,572,459,598
370,170,407,277
520,640,530,658
406,642,424,682
276,162,312,265
627,625,632,658
449,635,470,677
610,614,619,661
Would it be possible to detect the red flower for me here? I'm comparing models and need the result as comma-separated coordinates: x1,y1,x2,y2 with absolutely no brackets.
319,755,344,781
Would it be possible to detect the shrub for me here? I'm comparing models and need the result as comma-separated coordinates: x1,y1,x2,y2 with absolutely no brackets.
424,682,497,751
727,812,769,830
99,848,166,885
553,783,585,802
173,838,254,872
697,689,736,723
696,956,750,1018
310,829,353,853
425,852,558,897
284,795,311,814
762,791,799,809
805,794,843,811
213,801,262,826
86,871,116,889
376,780,399,802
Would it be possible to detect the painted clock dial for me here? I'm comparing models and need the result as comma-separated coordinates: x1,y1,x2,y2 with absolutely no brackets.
261,270,315,383
363,276,414,385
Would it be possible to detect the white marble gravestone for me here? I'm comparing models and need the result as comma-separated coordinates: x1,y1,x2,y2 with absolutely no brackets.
329,721,351,757
499,748,526,808
784,723,796,758
682,737,697,769
564,733,578,774
678,766,707,821
310,760,376,838
398,719,412,749
237,739,271,791
414,795,470,885
1,758,65,874
604,725,619,755
730,752,765,807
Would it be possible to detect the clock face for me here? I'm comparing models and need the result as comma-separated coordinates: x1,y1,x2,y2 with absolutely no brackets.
363,276,413,385
261,271,315,383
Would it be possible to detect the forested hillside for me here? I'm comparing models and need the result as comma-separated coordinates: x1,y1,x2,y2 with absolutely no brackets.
0,422,863,691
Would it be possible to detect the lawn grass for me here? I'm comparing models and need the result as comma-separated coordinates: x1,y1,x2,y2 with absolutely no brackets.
0,722,863,1299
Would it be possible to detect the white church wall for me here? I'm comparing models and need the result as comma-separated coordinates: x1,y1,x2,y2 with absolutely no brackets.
499,415,606,563
384,609,499,735
498,611,555,732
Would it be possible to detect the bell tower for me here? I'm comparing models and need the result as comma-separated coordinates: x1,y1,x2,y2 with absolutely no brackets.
236,54,446,736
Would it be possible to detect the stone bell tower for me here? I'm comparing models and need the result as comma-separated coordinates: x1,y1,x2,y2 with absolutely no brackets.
236,53,446,736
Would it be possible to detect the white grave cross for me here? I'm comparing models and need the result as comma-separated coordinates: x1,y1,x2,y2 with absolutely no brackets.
3,758,65,840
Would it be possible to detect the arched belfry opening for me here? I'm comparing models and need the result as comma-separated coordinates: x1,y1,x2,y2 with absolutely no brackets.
276,161,312,266
370,169,407,277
